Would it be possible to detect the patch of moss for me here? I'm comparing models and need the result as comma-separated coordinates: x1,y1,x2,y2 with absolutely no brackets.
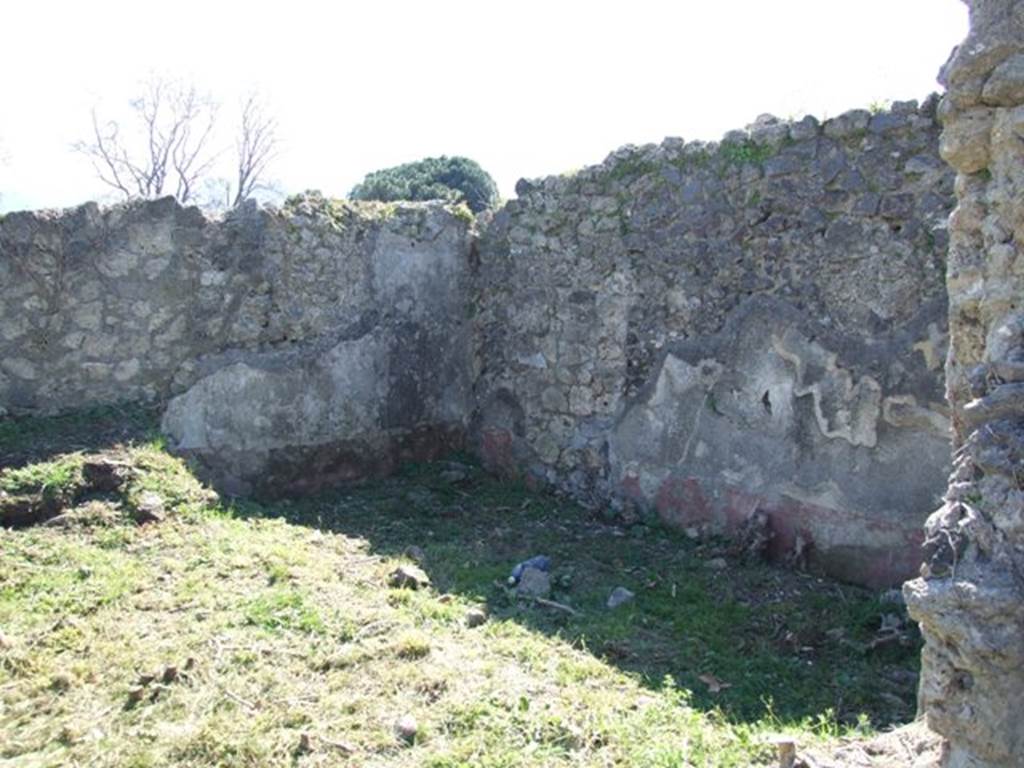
605,155,659,183
451,202,475,225
717,140,774,167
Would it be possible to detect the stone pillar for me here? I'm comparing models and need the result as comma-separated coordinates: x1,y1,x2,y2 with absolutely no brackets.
903,2,1024,767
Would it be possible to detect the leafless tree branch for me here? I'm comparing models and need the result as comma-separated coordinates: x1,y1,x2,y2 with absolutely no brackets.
233,93,279,207
73,77,225,205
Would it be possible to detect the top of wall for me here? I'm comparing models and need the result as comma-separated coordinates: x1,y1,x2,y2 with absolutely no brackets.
480,97,951,394
512,95,943,204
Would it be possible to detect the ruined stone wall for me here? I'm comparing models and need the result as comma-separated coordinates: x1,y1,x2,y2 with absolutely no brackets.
0,102,958,587
474,100,955,587
0,195,475,494
904,2,1024,765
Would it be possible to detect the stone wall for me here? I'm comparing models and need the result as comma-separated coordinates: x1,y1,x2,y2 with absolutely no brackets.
0,195,475,494
1,101,957,587
474,100,955,587
904,1,1024,766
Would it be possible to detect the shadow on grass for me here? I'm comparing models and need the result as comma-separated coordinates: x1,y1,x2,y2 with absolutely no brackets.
231,458,923,732
1,409,921,732
0,403,163,469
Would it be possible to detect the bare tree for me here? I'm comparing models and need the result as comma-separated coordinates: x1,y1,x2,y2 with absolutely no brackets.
232,93,279,207
75,78,218,204
75,78,278,209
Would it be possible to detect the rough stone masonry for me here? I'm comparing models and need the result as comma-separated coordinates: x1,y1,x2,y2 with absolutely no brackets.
904,1,1024,766
0,102,954,587
475,100,954,587
0,194,475,495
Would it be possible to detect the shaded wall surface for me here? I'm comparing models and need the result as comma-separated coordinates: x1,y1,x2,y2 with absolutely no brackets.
474,100,955,587
0,196,474,495
904,2,1024,766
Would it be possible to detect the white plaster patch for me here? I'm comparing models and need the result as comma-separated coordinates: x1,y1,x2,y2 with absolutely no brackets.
772,331,881,448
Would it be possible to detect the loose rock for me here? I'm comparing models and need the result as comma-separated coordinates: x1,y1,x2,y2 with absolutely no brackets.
515,567,551,599
607,586,636,609
81,456,132,493
509,555,552,585
394,714,418,745
388,564,431,590
132,492,165,525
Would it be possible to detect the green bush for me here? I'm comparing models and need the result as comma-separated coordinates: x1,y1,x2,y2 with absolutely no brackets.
349,156,498,214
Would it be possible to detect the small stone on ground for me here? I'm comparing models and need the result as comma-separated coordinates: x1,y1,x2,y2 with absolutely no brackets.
607,586,635,609
394,714,418,745
516,566,551,598
388,564,431,589
132,492,165,524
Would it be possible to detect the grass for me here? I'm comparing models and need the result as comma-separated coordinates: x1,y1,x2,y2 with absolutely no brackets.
0,409,923,766
716,140,775,167
243,587,327,635
0,454,84,499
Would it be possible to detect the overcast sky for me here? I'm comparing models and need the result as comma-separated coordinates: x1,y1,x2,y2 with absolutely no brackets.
0,1,968,213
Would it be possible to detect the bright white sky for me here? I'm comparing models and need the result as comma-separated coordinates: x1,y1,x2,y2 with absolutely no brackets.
0,0,967,213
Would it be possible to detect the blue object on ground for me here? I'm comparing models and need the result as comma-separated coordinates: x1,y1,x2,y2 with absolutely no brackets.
509,555,552,584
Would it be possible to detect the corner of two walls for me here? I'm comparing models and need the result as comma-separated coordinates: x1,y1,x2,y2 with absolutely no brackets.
0,102,955,588
903,1,1024,765
473,99,955,588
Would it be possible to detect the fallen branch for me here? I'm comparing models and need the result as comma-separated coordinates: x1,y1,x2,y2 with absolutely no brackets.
221,687,257,710
212,641,308,659
319,735,356,753
532,597,580,616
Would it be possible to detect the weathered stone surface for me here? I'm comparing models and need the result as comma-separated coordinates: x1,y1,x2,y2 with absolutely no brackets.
0,196,470,395
982,53,1024,105
515,567,552,599
939,109,994,173
131,491,165,525
1,101,957,590
0,194,473,493
388,564,431,590
80,456,132,492
606,586,635,609
474,101,953,587
607,298,948,586
904,3,1024,766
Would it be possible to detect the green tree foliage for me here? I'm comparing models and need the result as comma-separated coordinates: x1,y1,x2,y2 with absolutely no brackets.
349,156,498,213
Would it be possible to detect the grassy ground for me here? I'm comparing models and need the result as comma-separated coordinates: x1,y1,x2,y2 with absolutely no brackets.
0,408,922,767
